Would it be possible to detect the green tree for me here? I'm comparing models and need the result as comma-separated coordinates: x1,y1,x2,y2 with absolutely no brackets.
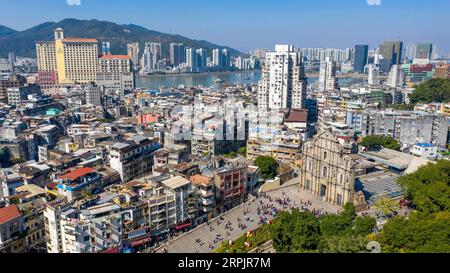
271,210,321,253
320,203,357,236
397,160,450,214
379,212,450,253
361,135,401,151
354,217,377,236
409,78,450,104
254,156,279,180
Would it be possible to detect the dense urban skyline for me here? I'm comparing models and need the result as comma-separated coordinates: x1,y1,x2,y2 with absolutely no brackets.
0,0,449,54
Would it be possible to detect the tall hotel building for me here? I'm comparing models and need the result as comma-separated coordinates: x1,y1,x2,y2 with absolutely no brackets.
258,44,307,110
36,28,99,84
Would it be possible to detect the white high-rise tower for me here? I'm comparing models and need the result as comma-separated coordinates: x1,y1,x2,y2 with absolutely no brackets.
319,57,338,92
258,45,307,110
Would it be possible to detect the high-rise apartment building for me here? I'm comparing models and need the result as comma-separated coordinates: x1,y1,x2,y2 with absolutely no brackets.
354,45,368,73
97,55,135,96
186,48,198,72
379,41,403,68
213,49,221,67
258,45,307,110
415,43,433,60
319,57,338,92
196,48,208,68
150,43,162,69
170,43,185,67
221,49,230,69
36,28,99,84
127,43,140,70
101,42,111,56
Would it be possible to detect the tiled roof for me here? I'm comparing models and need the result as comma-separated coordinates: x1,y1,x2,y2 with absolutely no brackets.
0,205,21,225
60,167,95,181
285,109,308,123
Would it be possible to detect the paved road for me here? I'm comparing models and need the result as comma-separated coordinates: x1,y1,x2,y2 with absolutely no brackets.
153,181,339,253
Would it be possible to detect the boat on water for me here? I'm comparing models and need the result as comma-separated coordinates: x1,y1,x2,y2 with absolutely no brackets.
214,79,225,83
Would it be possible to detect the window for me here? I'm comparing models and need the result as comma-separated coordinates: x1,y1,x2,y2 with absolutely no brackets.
323,167,328,177
324,151,327,160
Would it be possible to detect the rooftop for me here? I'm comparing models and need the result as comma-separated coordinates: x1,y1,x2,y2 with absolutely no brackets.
63,38,98,43
60,167,95,181
0,205,21,225
356,172,403,205
285,109,308,123
162,176,191,189
360,148,429,171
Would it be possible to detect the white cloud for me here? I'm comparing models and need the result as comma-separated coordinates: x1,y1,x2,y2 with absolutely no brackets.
367,0,382,6
67,0,81,6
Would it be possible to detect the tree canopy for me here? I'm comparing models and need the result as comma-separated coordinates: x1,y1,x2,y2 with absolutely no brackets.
409,78,450,104
378,160,450,253
397,160,450,214
360,135,401,151
271,204,376,253
254,156,279,180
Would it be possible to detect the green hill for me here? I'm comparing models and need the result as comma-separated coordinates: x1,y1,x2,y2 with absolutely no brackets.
0,19,243,58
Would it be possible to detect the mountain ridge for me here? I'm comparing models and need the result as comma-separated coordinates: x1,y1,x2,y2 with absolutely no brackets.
0,19,243,58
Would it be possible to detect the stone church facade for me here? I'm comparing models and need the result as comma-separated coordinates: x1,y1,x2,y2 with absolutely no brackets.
299,130,357,207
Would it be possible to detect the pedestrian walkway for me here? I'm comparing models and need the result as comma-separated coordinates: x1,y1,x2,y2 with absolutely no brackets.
154,181,339,253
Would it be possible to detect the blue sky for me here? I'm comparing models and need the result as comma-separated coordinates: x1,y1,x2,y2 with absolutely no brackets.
1,0,449,54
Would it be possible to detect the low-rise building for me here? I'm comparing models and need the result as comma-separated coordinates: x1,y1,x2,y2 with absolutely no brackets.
109,136,161,182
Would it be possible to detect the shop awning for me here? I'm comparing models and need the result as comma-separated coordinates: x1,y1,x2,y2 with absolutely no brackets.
130,237,151,247
175,223,192,230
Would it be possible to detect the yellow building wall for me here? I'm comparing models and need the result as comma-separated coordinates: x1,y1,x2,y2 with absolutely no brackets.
55,40,67,84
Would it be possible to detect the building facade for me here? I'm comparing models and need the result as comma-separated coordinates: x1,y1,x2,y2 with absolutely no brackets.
258,45,307,110
299,130,357,206
36,28,99,84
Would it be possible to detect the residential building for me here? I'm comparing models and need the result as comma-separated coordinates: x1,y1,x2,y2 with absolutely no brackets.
127,43,140,71
0,205,24,253
170,43,185,67
411,143,438,160
354,45,368,74
109,136,161,182
258,45,307,110
319,57,338,91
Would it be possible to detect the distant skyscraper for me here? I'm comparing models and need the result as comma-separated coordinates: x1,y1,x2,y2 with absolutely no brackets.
221,49,230,69
319,57,338,92
415,43,433,60
149,43,162,70
127,43,140,70
196,48,207,68
405,43,416,61
354,45,369,74
8,52,15,65
379,41,403,69
186,48,198,72
170,43,185,67
213,49,221,67
140,42,154,75
102,42,111,56
258,45,307,110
